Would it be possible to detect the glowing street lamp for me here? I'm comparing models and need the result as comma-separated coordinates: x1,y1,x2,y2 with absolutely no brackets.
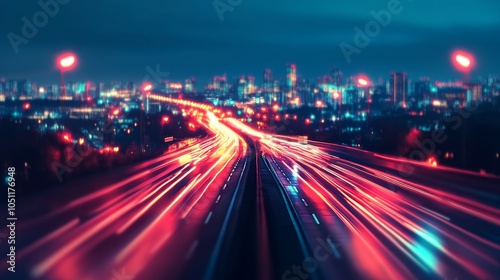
357,77,369,86
56,52,78,96
451,49,475,82
452,50,475,72
142,83,153,92
139,83,153,154
356,75,371,104
59,55,76,69
455,54,471,68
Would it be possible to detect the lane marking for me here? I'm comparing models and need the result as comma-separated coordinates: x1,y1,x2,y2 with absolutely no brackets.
327,238,341,259
203,156,249,280
185,240,199,260
215,195,221,204
301,198,309,207
312,214,320,225
205,211,213,224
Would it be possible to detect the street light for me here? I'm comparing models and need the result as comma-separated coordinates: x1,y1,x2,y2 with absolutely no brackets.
357,75,372,144
451,49,476,168
451,49,475,83
357,77,369,86
143,84,153,92
56,52,78,96
356,75,371,109
452,50,474,73
140,83,153,154
160,116,170,144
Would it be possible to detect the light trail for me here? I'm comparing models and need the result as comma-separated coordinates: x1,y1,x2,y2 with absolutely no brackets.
17,98,247,280
231,119,500,280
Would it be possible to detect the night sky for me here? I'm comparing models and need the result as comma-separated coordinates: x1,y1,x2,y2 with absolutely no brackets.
1,0,499,85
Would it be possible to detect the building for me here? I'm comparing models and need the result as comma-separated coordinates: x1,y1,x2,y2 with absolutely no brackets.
438,87,467,108
17,80,32,97
212,75,228,95
390,72,408,107
5,80,18,99
414,79,432,107
184,78,195,93
464,83,483,104
263,69,273,104
330,68,343,86
286,64,297,105
231,76,258,101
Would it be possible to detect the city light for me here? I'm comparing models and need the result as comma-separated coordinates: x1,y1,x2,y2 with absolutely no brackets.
357,76,370,86
61,132,72,143
451,50,475,72
162,116,170,123
60,56,75,68
143,83,153,91
56,52,78,97
170,83,183,90
456,55,470,68
56,52,78,71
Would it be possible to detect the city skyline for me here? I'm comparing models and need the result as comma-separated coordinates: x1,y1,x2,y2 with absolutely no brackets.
1,63,498,89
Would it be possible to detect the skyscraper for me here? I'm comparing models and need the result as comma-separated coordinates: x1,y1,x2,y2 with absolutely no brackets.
263,69,273,104
390,72,408,107
330,68,343,86
414,78,432,107
184,78,195,93
17,80,32,97
263,69,272,91
464,83,483,104
286,64,297,105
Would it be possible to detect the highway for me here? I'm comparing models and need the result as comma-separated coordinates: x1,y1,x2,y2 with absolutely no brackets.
1,98,499,280
2,110,251,280
229,119,500,280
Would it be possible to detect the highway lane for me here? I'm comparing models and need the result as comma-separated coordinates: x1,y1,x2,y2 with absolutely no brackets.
227,120,360,280
312,141,500,204
229,118,500,280
4,96,498,280
1,111,249,280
